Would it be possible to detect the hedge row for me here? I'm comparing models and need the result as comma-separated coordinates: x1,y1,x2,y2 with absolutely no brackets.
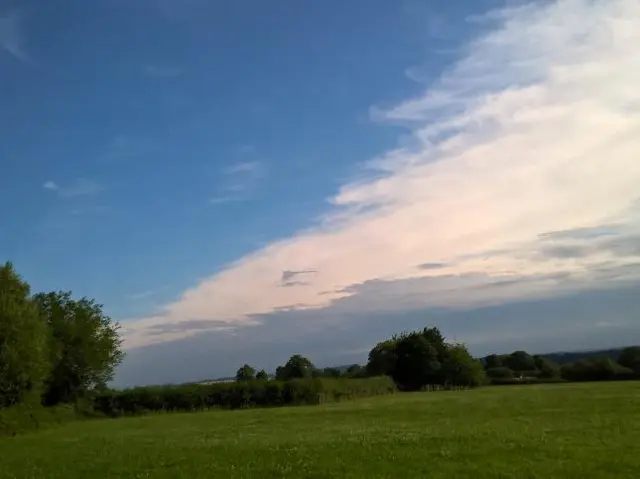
93,377,396,416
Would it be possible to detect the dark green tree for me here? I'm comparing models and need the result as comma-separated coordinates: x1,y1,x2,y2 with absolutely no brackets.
484,354,503,369
486,366,515,379
276,355,314,380
392,332,442,390
34,291,124,405
441,344,486,387
504,351,537,373
534,355,560,378
235,364,256,382
345,364,365,378
322,367,342,378
255,369,269,381
618,347,640,374
0,262,50,407
366,338,398,376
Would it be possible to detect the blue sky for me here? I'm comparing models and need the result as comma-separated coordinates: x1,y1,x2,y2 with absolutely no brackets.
2,0,640,386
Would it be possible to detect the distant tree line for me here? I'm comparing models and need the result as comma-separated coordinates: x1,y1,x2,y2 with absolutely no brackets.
481,348,640,384
0,262,124,410
3,260,640,430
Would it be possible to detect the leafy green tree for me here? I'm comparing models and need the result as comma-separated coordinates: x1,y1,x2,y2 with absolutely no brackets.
561,356,633,382
504,351,537,373
276,355,314,380
486,366,515,379
618,347,640,374
441,344,486,387
255,369,269,381
322,367,342,378
366,338,398,376
235,364,256,382
0,262,50,407
345,364,365,378
34,291,124,405
534,355,560,378
484,354,503,369
392,332,442,390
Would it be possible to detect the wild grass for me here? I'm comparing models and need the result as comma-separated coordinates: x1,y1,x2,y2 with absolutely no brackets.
1,381,638,478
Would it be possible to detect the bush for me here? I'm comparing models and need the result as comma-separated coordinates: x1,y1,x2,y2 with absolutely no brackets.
486,367,515,379
561,357,635,382
92,377,396,417
0,395,81,436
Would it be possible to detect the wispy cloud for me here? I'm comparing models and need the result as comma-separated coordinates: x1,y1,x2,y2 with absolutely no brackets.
209,155,266,205
43,178,103,198
123,0,640,348
128,290,157,301
0,9,32,65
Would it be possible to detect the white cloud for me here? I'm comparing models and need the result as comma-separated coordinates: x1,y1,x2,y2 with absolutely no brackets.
44,178,103,198
123,0,640,348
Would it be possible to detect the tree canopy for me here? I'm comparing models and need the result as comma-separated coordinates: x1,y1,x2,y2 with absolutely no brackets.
0,263,124,410
0,263,50,407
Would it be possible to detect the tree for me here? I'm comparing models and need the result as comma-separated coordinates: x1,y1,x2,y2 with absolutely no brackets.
276,355,314,381
322,367,342,378
534,355,560,378
255,369,269,381
0,262,50,407
561,357,633,382
441,344,486,387
366,338,398,377
503,351,537,373
486,367,515,379
392,332,442,390
618,347,640,374
235,364,256,382
345,364,365,378
484,354,503,369
34,291,124,405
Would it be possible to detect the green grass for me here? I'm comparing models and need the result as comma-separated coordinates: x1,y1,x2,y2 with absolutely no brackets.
1,382,639,478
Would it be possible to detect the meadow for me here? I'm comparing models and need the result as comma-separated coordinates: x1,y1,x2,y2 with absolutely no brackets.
1,382,638,478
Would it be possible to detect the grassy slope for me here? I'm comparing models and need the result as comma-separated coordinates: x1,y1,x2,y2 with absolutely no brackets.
1,382,639,478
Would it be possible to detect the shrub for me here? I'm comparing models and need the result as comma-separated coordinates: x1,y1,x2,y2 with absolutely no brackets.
92,377,396,416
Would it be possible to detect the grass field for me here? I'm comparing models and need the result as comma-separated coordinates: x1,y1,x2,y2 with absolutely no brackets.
1,382,639,478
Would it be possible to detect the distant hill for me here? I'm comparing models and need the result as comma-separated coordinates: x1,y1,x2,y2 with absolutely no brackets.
540,347,630,365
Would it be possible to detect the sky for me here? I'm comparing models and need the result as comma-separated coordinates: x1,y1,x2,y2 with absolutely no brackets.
2,0,640,387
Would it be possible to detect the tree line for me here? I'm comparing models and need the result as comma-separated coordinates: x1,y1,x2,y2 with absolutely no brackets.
3,261,640,427
481,347,640,384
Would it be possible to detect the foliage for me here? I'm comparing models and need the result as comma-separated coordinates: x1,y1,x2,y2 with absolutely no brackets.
368,327,485,391
255,369,269,381
560,356,635,382
534,355,561,378
485,354,502,369
235,364,256,382
34,291,124,405
92,377,396,416
486,367,515,379
275,355,314,381
617,346,640,374
0,263,50,408
503,350,537,372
